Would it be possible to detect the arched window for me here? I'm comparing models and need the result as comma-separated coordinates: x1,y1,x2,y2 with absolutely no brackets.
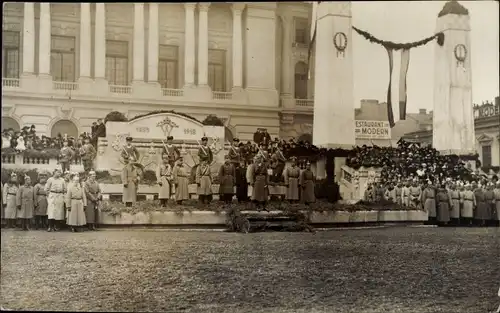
51,120,78,138
1,117,20,132
294,62,308,99
297,133,312,144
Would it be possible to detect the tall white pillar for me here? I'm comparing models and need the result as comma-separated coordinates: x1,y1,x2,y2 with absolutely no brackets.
184,3,196,87
133,3,145,82
38,3,51,76
22,3,35,75
280,15,292,97
312,2,355,149
94,3,106,80
148,3,159,83
79,3,91,79
197,3,210,87
433,2,475,155
231,3,245,90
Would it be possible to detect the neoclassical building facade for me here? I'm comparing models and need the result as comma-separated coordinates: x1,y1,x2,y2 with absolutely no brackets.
2,2,317,141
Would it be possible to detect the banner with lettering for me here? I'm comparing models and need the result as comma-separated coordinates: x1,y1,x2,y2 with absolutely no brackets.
355,120,391,140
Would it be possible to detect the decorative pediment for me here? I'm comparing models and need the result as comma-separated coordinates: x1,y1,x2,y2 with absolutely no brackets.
476,134,493,144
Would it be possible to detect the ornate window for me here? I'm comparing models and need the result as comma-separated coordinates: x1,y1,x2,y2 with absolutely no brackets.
294,18,309,45
208,49,226,92
294,61,308,99
106,40,129,85
2,31,20,78
481,145,492,167
51,35,76,82
158,45,178,89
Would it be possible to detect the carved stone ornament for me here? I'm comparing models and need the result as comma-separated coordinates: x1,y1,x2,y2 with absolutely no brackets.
454,44,467,67
333,32,348,57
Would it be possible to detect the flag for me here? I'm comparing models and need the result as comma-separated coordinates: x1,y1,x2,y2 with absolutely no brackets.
386,47,395,128
399,49,411,120
307,1,319,80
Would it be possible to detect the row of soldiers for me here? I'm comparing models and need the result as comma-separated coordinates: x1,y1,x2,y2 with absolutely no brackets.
365,179,500,226
120,136,316,210
1,170,102,232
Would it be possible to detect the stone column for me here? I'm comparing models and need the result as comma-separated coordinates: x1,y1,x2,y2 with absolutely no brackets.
312,2,355,149
38,3,51,77
280,15,294,108
432,2,475,155
94,3,106,80
197,3,210,87
231,3,245,91
132,3,145,83
22,3,35,75
79,3,92,80
148,3,159,83
183,3,196,87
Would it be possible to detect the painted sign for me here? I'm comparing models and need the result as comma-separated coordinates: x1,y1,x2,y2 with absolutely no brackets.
355,120,391,140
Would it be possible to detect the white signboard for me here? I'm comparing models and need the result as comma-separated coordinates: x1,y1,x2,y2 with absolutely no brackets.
355,120,391,140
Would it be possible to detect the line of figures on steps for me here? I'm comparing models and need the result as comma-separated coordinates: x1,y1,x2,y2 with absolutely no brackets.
2,170,102,232
120,136,316,211
365,179,500,227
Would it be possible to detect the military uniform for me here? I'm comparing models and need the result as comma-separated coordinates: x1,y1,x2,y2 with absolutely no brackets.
173,162,189,203
197,137,213,164
45,175,67,231
121,159,139,206
436,188,451,225
218,159,236,203
157,162,173,206
3,179,19,226
121,137,140,162
409,184,422,209
16,182,35,230
284,164,300,202
249,161,269,206
422,186,436,223
300,165,316,204
473,186,488,226
80,141,96,172
460,185,475,226
66,181,87,230
59,145,74,173
84,175,101,229
493,183,500,227
228,139,241,166
235,164,249,203
401,184,411,207
196,162,212,204
162,136,180,166
449,188,461,225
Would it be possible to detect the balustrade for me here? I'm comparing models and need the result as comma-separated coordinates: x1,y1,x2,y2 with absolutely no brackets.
53,81,79,91
2,78,20,88
109,85,132,94
162,88,184,97
212,91,233,100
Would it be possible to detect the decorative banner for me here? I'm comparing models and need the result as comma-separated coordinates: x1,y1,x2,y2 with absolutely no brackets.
386,47,395,128
355,120,391,140
399,49,411,120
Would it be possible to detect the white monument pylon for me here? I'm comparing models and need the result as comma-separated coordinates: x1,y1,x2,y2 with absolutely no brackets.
433,1,475,155
311,2,355,149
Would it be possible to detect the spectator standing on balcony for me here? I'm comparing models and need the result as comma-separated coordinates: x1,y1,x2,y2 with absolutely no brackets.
121,156,139,207
121,137,140,163
284,157,300,203
218,155,236,204
80,137,96,172
34,173,48,230
84,171,101,231
157,154,173,207
65,174,87,233
3,173,19,228
300,161,316,205
45,169,67,232
197,136,213,164
173,157,189,205
59,140,74,173
16,175,35,231
196,160,212,205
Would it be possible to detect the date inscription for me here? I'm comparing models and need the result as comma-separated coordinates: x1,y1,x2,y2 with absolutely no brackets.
184,128,197,136
136,127,150,133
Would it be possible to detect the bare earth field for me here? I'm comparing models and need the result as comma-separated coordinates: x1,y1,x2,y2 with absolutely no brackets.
1,227,499,313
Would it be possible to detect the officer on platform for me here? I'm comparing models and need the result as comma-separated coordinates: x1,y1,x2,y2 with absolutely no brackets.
198,136,213,164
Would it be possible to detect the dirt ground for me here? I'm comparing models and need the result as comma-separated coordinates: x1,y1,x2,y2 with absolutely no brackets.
1,226,499,313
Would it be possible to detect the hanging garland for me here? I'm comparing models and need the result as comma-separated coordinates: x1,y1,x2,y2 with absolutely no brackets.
352,26,445,50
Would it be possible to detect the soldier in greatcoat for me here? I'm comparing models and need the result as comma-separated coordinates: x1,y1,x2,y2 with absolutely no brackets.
493,181,500,227
59,139,75,173
45,169,67,232
384,183,396,203
197,136,213,164
34,173,49,230
473,182,488,226
228,138,241,167
218,155,236,204
421,180,437,224
3,173,19,228
394,181,403,205
460,183,475,226
249,155,269,211
436,184,451,226
84,171,101,230
162,136,180,167
80,137,96,172
284,157,300,203
121,137,140,162
235,160,249,203
173,157,190,204
16,175,35,231
196,160,212,204
66,174,87,232
300,161,316,205
121,156,139,207
157,154,173,207
409,180,422,209
448,183,461,226
484,183,496,227
401,180,411,207
246,158,255,201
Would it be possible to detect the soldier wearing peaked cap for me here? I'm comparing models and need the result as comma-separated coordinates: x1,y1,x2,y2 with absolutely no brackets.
59,139,75,173
162,136,180,167
460,183,475,226
34,172,49,230
197,136,213,164
121,137,140,163
422,180,437,225
284,157,300,203
449,182,461,226
84,170,101,230
121,155,139,207
300,161,316,205
3,173,19,228
228,138,241,167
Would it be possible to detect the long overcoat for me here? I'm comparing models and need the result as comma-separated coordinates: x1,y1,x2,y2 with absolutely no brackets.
460,190,475,218
218,163,236,195
483,189,495,221
422,187,436,218
235,166,248,200
157,163,173,199
474,189,489,220
250,163,269,202
3,183,18,219
16,185,35,219
34,183,48,216
45,177,67,220
436,189,451,223
173,165,189,201
66,183,87,226
84,180,101,224
196,164,212,195
300,169,315,203
494,188,500,221
448,189,460,219
284,166,300,200
121,164,138,204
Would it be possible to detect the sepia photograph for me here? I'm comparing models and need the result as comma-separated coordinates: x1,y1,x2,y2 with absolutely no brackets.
1,1,499,312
